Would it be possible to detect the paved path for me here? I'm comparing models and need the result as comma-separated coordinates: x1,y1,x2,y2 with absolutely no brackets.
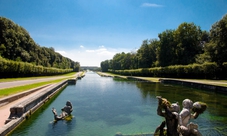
0,72,82,129
0,84,56,128
0,73,81,89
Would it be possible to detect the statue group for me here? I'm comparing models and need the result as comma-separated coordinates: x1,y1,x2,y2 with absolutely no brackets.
52,101,73,121
155,96,207,136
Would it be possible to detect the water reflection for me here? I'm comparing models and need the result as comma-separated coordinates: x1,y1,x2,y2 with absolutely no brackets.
9,72,227,136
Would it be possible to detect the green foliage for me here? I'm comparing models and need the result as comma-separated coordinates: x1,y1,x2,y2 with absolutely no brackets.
101,14,227,79
157,29,176,66
174,22,203,65
0,78,67,97
205,14,227,66
110,63,218,79
0,17,80,75
0,56,73,78
101,60,110,72
137,39,158,68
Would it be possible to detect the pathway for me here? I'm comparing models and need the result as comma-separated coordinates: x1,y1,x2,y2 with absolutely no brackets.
0,72,81,89
0,72,82,129
0,84,56,128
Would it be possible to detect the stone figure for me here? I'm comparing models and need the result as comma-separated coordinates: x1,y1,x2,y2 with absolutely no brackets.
64,101,73,115
178,99,206,136
52,101,73,121
155,97,207,136
155,96,180,136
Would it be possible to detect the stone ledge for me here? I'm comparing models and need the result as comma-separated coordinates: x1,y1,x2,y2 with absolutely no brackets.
0,84,51,107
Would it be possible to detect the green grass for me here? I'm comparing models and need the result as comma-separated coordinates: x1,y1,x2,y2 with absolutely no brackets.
0,78,68,98
97,72,160,82
0,72,77,82
139,77,161,82
98,72,227,86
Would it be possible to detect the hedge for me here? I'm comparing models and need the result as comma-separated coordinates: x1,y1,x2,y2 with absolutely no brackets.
0,57,73,78
109,62,219,79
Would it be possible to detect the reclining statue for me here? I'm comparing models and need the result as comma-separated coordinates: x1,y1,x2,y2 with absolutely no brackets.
52,101,73,121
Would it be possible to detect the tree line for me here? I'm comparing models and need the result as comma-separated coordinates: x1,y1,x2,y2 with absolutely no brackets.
0,56,73,78
101,14,227,79
0,17,80,77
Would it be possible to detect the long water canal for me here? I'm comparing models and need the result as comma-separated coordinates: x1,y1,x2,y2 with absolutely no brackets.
9,71,227,135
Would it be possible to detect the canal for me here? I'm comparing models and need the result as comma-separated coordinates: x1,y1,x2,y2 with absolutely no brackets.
9,71,227,135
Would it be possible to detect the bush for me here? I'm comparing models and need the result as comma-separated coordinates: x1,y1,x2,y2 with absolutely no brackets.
0,56,73,78
108,62,219,79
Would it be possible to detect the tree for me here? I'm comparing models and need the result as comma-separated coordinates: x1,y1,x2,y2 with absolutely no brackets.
148,39,159,67
0,44,6,55
174,22,203,65
101,60,109,72
157,30,176,66
112,52,125,70
137,40,157,68
0,17,80,71
205,14,227,66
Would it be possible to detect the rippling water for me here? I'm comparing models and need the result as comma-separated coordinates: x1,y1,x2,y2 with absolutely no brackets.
9,71,227,136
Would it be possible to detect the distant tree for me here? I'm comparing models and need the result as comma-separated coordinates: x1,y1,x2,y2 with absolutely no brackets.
0,44,6,55
112,52,125,70
148,39,159,67
204,14,227,66
157,30,176,66
174,22,203,65
101,60,109,72
0,17,80,72
137,40,153,68
195,30,211,64
129,52,138,69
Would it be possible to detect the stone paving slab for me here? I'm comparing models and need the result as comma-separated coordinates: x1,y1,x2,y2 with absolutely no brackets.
0,84,55,128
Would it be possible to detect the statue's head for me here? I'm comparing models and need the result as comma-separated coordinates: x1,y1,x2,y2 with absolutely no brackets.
170,102,180,113
182,99,193,109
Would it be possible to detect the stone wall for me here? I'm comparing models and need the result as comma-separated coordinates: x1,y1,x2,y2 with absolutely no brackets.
159,79,227,95
0,79,74,136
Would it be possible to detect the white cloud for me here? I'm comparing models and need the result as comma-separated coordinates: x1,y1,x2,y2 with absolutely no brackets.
56,46,130,67
141,3,163,7
86,50,95,52
80,45,84,48
56,50,66,55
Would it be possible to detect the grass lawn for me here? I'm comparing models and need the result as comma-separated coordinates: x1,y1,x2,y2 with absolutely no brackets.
0,78,69,98
0,72,79,98
98,72,227,86
0,72,77,82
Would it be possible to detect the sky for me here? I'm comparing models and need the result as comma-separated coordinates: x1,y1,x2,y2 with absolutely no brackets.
0,0,227,67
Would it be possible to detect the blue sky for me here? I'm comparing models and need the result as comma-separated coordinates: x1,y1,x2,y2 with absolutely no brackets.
1,0,227,66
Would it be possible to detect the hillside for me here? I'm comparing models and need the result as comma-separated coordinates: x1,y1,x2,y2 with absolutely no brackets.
0,17,79,71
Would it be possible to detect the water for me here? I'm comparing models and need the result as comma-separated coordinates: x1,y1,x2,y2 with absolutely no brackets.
9,71,227,136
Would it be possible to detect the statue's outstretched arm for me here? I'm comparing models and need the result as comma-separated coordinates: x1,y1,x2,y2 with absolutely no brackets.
52,108,57,116
191,112,199,119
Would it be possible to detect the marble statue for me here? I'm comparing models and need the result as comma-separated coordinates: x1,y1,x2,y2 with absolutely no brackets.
178,99,206,136
155,97,207,136
52,101,73,121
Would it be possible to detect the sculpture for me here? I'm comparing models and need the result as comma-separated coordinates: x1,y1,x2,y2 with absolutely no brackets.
52,101,73,121
155,97,207,136
155,96,180,136
178,100,206,136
